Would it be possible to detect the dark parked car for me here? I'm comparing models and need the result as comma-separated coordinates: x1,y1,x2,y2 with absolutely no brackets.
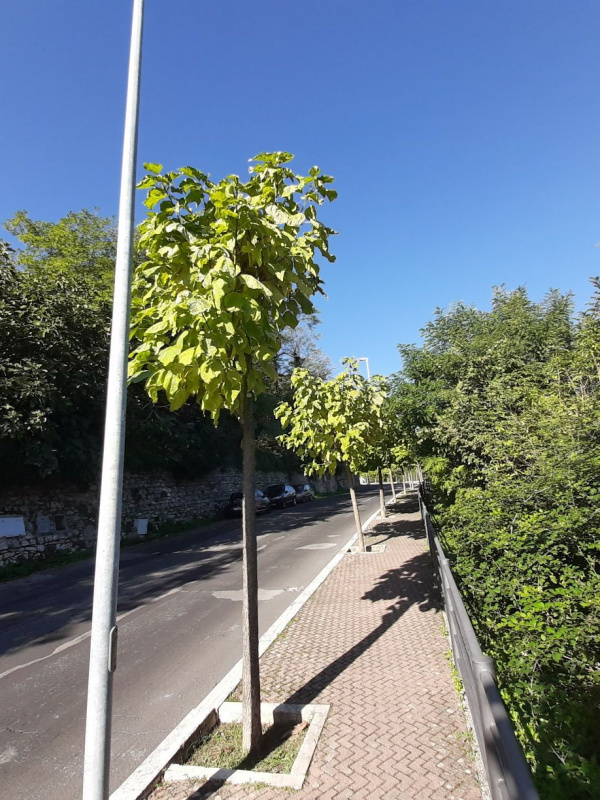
294,483,315,503
264,484,297,509
225,490,270,517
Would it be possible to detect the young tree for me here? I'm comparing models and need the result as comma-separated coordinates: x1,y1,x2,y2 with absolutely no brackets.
128,152,336,752
362,399,404,517
276,360,387,551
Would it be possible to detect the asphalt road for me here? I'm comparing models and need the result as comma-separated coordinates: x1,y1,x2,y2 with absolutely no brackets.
0,487,381,800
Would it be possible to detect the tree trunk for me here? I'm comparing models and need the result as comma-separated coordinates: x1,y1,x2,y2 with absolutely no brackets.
346,465,365,551
240,394,261,753
377,466,386,518
388,466,397,502
403,473,407,494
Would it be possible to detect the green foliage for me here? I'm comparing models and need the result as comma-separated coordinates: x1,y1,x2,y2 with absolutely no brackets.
391,284,600,798
129,152,336,418
275,359,387,476
276,312,332,380
0,211,259,485
5,209,122,298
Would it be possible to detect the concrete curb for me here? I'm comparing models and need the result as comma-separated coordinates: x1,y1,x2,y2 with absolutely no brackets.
164,701,330,790
110,504,381,800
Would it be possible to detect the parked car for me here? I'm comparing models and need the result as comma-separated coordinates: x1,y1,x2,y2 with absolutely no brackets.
264,483,297,509
225,490,270,517
294,483,315,503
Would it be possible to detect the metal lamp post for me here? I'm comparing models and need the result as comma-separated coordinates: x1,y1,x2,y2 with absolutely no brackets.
82,1,145,797
357,356,370,379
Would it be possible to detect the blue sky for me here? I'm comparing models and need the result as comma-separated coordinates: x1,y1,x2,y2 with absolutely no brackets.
2,1,599,377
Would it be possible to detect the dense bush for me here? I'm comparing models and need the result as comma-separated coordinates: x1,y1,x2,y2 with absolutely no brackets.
391,285,600,799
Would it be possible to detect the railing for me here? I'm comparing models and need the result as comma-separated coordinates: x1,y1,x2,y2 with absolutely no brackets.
417,490,539,800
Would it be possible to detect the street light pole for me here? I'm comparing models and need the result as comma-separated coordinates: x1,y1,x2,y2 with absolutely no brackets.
82,1,145,798
358,356,370,379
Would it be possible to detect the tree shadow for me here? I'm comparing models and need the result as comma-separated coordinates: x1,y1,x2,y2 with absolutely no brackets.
177,548,443,800
0,490,379,658
282,550,441,707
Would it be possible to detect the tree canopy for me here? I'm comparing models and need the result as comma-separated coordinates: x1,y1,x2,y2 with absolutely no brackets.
275,359,387,477
128,152,336,418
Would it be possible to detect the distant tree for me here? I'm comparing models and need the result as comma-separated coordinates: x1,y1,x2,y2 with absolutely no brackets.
276,360,387,551
129,152,336,751
5,209,121,296
276,312,332,379
0,211,256,485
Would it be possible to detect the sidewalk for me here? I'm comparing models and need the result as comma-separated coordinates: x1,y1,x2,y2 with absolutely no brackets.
152,494,483,800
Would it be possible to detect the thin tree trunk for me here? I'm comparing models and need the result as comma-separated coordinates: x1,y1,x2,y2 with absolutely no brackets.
403,473,407,494
388,466,397,502
241,394,261,753
346,465,365,551
377,466,386,518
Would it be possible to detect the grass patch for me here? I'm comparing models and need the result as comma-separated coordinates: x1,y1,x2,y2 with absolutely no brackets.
0,546,95,583
188,720,306,774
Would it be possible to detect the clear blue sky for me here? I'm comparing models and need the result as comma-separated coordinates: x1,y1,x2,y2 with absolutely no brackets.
2,1,599,377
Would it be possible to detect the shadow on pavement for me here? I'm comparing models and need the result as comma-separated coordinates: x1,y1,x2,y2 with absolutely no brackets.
0,489,379,658
282,549,441,707
177,543,442,800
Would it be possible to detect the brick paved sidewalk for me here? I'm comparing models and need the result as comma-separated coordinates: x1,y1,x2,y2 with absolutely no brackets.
152,494,483,800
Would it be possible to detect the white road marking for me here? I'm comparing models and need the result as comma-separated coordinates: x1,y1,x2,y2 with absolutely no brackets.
296,543,337,550
0,746,18,764
211,588,284,602
111,503,383,800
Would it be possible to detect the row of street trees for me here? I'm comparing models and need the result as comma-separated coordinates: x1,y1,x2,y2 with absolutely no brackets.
1,155,401,756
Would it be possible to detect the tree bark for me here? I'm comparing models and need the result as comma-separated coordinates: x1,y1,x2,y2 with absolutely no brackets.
240,394,261,753
346,465,365,551
388,466,397,502
377,466,386,518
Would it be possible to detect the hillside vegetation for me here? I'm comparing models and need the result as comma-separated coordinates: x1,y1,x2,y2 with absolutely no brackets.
390,285,600,798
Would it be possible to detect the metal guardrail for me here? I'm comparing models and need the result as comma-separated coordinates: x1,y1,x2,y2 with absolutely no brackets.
417,490,539,800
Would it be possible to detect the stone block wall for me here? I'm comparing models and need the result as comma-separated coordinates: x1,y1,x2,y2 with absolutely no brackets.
0,469,341,568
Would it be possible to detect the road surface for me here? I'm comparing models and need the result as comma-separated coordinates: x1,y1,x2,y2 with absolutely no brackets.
0,488,380,799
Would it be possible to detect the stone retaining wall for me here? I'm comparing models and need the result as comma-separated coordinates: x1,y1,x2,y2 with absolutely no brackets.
0,470,341,568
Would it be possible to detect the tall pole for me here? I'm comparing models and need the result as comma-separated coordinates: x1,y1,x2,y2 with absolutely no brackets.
358,356,370,379
82,2,145,797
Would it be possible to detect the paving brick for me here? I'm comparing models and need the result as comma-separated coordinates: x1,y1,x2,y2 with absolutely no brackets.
150,494,483,800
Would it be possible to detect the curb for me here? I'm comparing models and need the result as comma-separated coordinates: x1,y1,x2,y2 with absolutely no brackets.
110,504,382,799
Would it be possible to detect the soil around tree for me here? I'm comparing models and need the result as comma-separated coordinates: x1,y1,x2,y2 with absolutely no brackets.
187,719,308,774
